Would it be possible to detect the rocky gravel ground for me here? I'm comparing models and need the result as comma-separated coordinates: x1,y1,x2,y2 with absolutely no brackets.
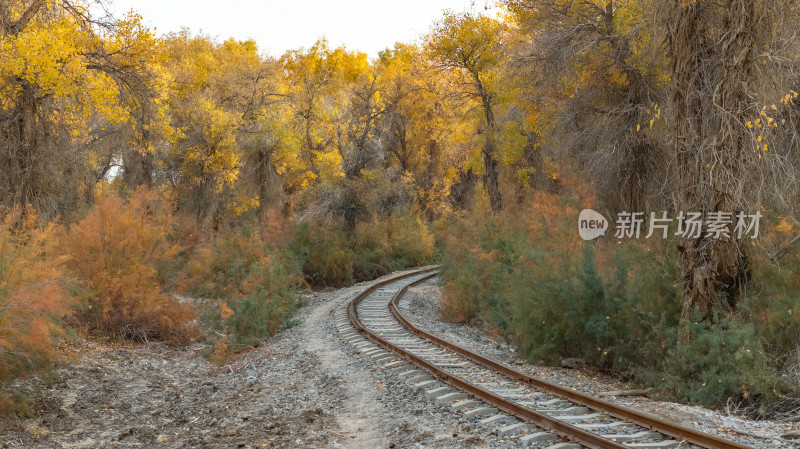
2,270,798,448
402,280,800,448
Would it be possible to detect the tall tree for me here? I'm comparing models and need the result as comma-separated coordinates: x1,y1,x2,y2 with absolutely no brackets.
427,10,507,213
282,40,355,183
289,45,395,236
163,34,286,226
337,56,384,235
376,44,456,219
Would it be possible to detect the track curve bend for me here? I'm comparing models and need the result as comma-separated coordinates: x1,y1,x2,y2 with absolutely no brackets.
334,268,752,449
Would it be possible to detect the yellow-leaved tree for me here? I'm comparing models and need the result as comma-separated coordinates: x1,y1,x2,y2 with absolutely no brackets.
0,1,166,218
426,10,509,214
164,33,298,226
377,43,460,218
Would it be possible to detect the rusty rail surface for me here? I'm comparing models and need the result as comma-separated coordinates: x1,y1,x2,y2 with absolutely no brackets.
347,268,753,449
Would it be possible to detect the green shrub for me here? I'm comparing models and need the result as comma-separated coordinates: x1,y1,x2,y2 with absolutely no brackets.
505,244,618,365
291,222,355,287
385,214,438,267
439,220,495,323
352,214,438,282
438,190,792,408
226,254,302,346
646,312,783,407
739,251,800,364
291,213,438,287
180,225,304,349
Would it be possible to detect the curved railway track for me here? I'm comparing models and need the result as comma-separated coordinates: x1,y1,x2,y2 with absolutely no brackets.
333,268,754,449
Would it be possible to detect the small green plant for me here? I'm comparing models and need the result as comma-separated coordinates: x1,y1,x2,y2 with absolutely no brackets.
291,222,355,287
291,213,437,287
226,254,302,346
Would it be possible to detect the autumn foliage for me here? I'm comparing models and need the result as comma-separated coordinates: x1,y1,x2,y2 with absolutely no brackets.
65,188,200,343
4,0,800,417
0,209,69,414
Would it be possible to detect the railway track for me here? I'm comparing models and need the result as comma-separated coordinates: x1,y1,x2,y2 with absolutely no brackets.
333,268,754,449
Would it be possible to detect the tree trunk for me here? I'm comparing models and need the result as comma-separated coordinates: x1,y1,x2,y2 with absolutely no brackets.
3,81,39,216
668,0,755,321
478,82,502,214
122,149,154,189
197,173,215,227
419,138,441,221
483,138,502,214
255,149,284,220
343,188,357,237
449,169,476,211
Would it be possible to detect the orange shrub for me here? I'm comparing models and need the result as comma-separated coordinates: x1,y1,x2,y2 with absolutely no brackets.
65,187,200,343
0,208,70,414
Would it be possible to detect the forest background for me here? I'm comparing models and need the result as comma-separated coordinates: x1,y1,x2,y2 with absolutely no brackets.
3,0,800,417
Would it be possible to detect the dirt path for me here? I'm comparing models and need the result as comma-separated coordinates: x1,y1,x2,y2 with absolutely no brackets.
304,285,387,448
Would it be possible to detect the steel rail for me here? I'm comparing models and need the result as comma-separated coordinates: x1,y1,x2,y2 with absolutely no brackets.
349,269,627,449
384,272,753,449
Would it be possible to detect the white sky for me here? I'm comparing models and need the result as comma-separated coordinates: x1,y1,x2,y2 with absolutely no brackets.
108,0,497,58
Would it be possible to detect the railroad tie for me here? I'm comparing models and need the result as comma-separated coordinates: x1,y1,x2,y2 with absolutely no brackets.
411,380,440,390
433,392,468,405
520,432,559,445
625,441,683,449
450,399,481,411
424,386,454,400
497,422,533,437
463,407,498,418
479,413,517,426
544,443,582,449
